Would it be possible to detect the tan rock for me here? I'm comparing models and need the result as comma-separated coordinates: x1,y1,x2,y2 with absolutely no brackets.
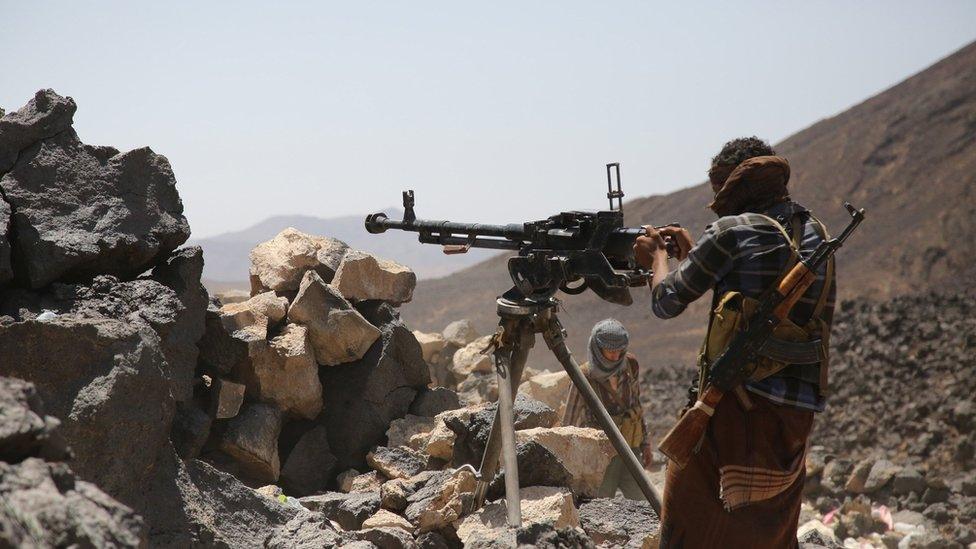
361,509,413,532
386,415,437,451
332,250,416,305
522,371,571,419
442,319,479,347
241,324,322,419
218,291,289,346
424,405,483,461
404,469,477,533
456,486,579,544
456,372,497,406
350,471,384,493
249,227,349,293
216,289,250,305
413,330,447,363
287,270,380,366
254,485,283,499
337,469,361,492
516,426,614,497
451,335,493,379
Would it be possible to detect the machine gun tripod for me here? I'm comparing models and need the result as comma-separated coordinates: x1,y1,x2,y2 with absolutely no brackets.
466,287,663,526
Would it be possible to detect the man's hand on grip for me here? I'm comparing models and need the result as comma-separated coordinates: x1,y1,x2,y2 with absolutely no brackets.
659,226,693,261
634,226,668,269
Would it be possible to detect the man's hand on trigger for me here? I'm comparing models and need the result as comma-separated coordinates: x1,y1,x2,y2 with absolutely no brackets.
633,226,668,269
659,226,693,261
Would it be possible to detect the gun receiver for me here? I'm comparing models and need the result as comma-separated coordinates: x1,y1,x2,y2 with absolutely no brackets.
365,168,677,305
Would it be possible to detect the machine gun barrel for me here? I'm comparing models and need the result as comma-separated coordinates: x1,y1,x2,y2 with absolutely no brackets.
366,211,649,255
365,212,527,240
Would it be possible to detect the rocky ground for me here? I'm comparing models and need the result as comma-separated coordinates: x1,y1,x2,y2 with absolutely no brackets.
639,292,976,548
2,88,972,548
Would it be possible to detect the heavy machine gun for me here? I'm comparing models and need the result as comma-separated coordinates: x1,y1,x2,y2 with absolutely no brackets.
365,164,666,523
365,163,677,305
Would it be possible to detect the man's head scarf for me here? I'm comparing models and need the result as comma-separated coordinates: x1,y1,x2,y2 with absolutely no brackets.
588,318,629,380
708,155,791,217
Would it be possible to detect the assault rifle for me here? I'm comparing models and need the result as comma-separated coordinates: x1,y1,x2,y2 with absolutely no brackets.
657,202,866,469
365,163,677,305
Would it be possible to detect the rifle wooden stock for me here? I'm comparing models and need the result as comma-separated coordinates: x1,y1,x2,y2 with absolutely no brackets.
658,385,724,468
658,261,818,469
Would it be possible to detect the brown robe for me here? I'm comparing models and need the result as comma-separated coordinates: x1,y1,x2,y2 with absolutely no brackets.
660,393,814,548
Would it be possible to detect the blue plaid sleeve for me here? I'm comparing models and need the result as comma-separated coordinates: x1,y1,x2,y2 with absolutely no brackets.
651,223,737,319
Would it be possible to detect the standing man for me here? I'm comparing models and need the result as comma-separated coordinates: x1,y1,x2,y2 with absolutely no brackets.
633,137,836,548
562,318,653,499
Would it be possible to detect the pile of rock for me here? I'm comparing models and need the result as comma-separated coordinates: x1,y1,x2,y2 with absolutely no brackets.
412,320,572,413
251,389,660,547
193,226,431,496
0,90,413,547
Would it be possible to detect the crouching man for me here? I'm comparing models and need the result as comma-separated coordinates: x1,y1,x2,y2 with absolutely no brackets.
562,318,653,499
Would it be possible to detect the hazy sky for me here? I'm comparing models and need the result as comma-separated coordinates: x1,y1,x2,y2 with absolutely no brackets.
2,2,974,238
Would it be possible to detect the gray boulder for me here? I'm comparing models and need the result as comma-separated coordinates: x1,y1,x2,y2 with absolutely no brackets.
265,510,347,548
0,113,190,287
0,314,175,512
218,402,283,484
197,299,248,375
0,459,147,548
0,198,11,285
0,89,76,173
171,400,212,459
149,246,208,402
143,453,302,548
447,394,557,465
298,491,381,531
367,445,428,480
410,387,461,418
0,273,202,405
320,317,430,471
579,497,660,548
280,425,338,497
0,377,68,463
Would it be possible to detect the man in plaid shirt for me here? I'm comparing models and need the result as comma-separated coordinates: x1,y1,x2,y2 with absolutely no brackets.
633,137,836,548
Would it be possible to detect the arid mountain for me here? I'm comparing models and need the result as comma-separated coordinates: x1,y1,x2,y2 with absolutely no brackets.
401,41,976,371
191,208,494,289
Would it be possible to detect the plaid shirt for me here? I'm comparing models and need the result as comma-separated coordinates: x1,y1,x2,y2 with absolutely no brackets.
651,200,836,412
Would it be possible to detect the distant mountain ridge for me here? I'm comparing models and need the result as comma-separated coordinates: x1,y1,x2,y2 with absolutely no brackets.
400,41,976,371
191,207,494,286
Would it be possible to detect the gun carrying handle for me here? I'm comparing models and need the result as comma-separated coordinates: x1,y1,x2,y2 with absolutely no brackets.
658,385,724,469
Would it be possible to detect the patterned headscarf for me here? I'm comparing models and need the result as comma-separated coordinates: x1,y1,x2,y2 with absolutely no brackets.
587,318,629,380
708,155,791,217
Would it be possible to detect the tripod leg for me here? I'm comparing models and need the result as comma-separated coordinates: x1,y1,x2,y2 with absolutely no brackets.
494,337,522,526
473,318,534,510
541,313,663,516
